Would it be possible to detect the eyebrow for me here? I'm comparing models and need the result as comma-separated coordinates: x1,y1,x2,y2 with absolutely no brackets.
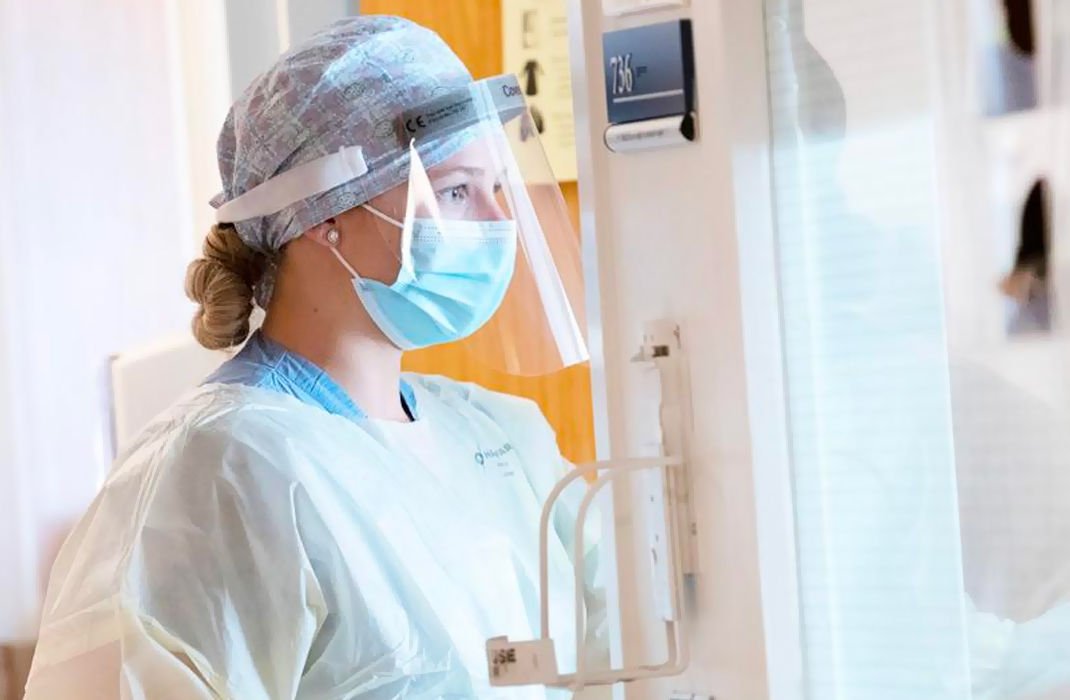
431,165,487,179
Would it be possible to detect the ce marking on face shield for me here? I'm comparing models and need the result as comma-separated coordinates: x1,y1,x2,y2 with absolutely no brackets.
404,115,427,135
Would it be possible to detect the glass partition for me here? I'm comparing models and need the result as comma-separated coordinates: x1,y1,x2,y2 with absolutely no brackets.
763,1,1070,698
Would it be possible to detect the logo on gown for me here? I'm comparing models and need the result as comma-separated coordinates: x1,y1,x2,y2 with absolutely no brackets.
475,443,515,475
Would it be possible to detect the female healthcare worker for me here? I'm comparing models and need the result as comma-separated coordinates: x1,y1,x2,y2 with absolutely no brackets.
24,16,603,700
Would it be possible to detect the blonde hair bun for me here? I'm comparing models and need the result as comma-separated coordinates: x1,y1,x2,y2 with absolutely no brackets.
184,224,266,350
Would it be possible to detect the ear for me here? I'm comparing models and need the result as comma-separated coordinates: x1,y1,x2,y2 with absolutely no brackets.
303,220,338,247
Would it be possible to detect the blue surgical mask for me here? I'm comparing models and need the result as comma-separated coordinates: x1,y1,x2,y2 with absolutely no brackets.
329,205,518,350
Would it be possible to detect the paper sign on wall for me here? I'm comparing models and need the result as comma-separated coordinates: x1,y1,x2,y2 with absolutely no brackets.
502,0,577,182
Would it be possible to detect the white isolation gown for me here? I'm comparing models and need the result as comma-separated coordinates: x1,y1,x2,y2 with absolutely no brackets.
24,375,605,699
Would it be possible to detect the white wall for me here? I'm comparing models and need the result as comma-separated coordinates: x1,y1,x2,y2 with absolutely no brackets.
0,0,196,641
222,0,357,101
169,0,233,248
223,0,285,98
287,0,360,49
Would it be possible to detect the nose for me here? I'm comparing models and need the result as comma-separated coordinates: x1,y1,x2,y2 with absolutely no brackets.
477,191,510,222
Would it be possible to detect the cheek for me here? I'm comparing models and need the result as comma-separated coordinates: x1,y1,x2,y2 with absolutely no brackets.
342,225,403,284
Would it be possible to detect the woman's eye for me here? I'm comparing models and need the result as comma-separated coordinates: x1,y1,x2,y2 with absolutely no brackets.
440,184,470,205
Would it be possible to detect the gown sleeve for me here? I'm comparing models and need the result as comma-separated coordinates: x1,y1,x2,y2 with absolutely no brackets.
24,425,327,700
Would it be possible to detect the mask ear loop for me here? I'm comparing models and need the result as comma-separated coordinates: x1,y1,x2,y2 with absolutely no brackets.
363,204,404,229
326,228,362,279
363,204,415,285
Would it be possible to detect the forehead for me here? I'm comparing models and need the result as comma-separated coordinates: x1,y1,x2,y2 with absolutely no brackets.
426,132,505,176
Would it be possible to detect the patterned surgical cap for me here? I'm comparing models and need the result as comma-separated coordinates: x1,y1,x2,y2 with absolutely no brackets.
210,16,474,303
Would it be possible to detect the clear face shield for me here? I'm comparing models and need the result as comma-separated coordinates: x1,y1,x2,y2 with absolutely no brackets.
214,75,587,376
359,75,587,376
